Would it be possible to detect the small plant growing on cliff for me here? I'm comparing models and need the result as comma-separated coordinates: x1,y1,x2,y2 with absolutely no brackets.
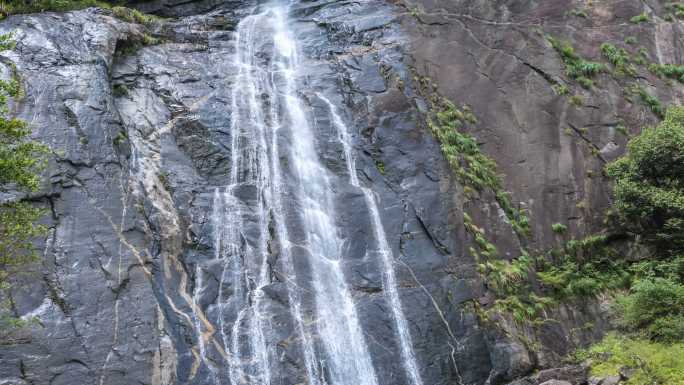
157,171,173,193
647,63,684,83
569,8,588,18
632,86,664,118
600,43,636,77
111,6,160,26
616,123,628,136
547,36,606,88
112,84,129,97
374,159,385,175
113,130,128,145
552,223,567,233
630,12,650,24
624,36,637,45
570,95,584,106
553,84,569,95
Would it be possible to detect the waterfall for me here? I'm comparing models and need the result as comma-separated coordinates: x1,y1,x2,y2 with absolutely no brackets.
319,95,425,385
208,3,421,385
272,6,380,385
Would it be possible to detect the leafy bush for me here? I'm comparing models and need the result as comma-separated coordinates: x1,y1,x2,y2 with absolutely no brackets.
575,333,684,384
614,278,684,341
606,106,684,254
537,235,631,299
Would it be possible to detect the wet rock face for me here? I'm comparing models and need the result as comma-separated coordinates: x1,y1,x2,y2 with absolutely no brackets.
1,0,682,384
0,2,471,385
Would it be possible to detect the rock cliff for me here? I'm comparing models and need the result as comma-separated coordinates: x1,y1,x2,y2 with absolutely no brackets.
0,0,680,384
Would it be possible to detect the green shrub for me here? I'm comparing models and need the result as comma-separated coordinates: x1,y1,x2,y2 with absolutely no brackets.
606,106,684,253
614,278,684,341
576,333,684,385
624,36,637,45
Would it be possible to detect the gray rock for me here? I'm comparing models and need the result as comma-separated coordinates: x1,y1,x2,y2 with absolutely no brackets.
619,366,636,380
1,0,682,384
602,375,621,385
539,381,572,385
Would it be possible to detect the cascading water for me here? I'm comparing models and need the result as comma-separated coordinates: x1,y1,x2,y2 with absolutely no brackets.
204,3,423,385
319,95,424,385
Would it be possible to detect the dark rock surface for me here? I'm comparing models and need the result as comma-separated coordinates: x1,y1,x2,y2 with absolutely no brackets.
0,0,681,384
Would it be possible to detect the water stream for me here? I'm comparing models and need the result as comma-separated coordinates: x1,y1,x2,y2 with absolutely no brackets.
206,3,423,385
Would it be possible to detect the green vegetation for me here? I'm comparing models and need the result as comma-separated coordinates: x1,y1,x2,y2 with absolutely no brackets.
112,83,129,97
569,8,588,18
374,159,385,175
551,223,567,233
0,0,107,16
567,106,684,379
615,278,684,341
427,96,529,237
0,0,160,27
600,43,636,77
548,36,606,89
606,106,684,252
616,123,628,136
478,106,684,329
157,171,172,192
552,84,569,96
570,95,584,106
110,5,159,25
630,12,650,24
574,334,684,385
628,85,664,118
0,33,48,329
665,2,684,19
536,235,631,300
624,36,637,45
648,63,684,82
112,130,127,145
